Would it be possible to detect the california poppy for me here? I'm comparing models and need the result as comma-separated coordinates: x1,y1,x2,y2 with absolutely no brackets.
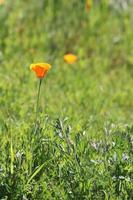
0,0,4,5
85,0,92,11
30,63,51,78
64,53,77,64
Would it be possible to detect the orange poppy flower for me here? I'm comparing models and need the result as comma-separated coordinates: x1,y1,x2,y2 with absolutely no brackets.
30,63,51,78
64,53,77,64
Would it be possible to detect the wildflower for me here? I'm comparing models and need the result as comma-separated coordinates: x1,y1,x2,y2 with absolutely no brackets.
64,53,77,64
30,62,51,134
85,0,92,11
30,63,51,78
0,0,4,5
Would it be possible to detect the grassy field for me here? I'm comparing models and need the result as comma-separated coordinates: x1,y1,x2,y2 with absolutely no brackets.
0,0,133,199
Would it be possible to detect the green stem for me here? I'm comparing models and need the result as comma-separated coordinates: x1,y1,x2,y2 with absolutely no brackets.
34,79,42,133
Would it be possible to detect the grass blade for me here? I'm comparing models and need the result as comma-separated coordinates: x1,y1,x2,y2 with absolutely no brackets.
27,163,45,184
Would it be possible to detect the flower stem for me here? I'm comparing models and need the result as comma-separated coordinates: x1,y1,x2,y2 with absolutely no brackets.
34,78,42,133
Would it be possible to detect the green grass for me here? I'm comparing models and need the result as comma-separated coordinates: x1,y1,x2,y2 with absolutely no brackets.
0,0,133,199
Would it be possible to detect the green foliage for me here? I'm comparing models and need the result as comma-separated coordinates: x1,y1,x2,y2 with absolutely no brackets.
0,0,133,199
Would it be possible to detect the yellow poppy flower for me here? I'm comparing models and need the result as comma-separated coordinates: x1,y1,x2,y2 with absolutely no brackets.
86,0,92,11
64,53,77,64
0,0,4,5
